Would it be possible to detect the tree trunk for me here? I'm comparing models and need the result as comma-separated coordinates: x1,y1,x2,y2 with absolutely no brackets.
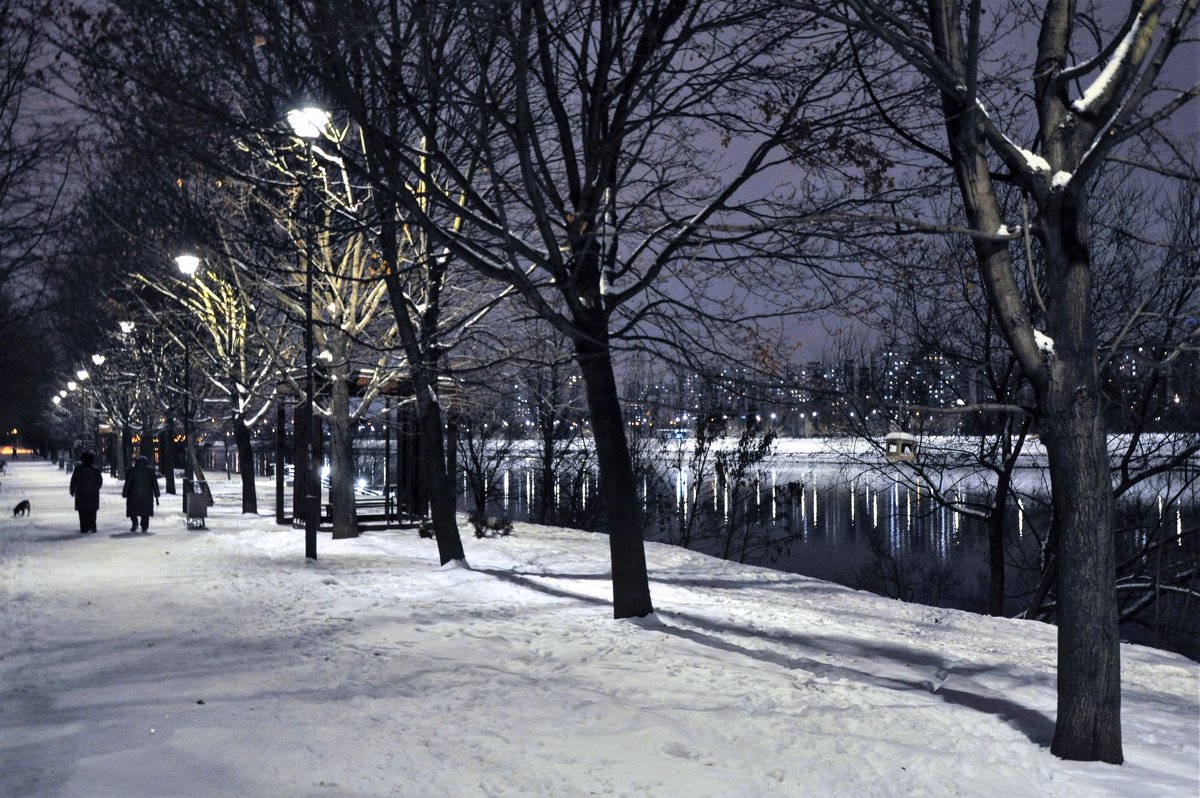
986,472,1009,616
120,424,131,477
396,407,423,516
329,373,358,539
537,423,555,524
372,211,462,562
187,436,215,506
573,336,653,619
232,417,258,514
293,403,307,525
446,415,458,497
161,416,177,494
1041,361,1122,763
415,381,464,564
275,401,286,525
928,21,1124,754
1026,550,1057,623
383,398,392,522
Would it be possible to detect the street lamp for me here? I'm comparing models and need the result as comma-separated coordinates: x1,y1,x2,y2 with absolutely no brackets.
177,254,201,515
90,354,106,465
286,106,329,140
63,380,82,461
288,104,328,561
74,368,95,461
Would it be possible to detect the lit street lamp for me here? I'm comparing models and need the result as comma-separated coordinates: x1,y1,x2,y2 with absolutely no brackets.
91,354,106,461
177,254,201,516
288,104,329,561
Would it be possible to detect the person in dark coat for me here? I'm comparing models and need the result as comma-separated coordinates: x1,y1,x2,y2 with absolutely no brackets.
69,451,104,534
122,455,160,533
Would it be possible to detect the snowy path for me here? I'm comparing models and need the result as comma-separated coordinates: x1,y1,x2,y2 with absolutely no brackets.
1,459,1197,797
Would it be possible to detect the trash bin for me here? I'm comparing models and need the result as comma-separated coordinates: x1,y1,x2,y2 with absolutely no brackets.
186,491,207,529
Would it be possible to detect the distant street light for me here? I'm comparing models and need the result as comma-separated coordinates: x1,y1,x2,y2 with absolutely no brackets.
89,354,106,464
177,254,201,516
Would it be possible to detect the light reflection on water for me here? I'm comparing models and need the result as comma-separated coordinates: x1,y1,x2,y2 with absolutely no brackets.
461,457,1196,613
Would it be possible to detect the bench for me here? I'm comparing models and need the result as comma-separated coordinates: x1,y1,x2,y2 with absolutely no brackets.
321,496,405,524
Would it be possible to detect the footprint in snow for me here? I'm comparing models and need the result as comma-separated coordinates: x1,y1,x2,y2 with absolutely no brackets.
661,741,703,761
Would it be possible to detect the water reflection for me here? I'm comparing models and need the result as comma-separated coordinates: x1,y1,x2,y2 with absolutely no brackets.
461,457,1196,615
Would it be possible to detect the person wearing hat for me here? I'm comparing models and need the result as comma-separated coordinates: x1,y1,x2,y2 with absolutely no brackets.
69,451,104,534
122,455,160,533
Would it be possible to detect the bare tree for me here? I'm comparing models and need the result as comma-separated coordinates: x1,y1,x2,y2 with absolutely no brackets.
797,0,1200,762
0,0,73,421
323,0,864,617
246,132,410,538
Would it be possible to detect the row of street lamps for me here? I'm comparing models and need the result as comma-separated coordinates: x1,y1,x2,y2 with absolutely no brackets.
167,104,328,557
54,106,331,551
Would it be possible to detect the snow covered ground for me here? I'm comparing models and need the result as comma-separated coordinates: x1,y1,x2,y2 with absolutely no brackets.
1,459,1196,797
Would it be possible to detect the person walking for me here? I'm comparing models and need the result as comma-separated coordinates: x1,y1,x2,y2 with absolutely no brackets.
122,455,160,533
69,451,103,534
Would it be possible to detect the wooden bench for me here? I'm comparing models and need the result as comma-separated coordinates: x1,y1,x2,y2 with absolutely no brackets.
321,496,423,529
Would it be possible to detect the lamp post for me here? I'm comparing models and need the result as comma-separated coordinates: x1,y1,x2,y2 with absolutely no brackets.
91,354,106,466
65,380,81,462
177,254,201,515
113,321,135,475
288,105,328,561
75,367,94,461
52,389,67,464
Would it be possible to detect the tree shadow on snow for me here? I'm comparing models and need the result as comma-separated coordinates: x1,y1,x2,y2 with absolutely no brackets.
472,565,1055,749
473,567,612,608
639,610,1056,750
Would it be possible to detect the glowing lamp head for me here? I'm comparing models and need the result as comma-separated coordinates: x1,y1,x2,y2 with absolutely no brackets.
287,107,329,139
176,254,201,277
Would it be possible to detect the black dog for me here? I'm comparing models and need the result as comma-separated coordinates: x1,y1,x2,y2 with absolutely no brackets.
13,499,30,516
